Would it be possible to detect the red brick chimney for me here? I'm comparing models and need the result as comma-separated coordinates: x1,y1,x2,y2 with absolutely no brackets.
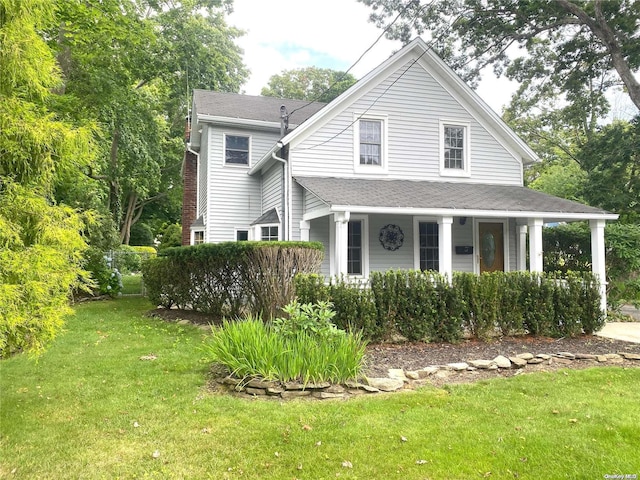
181,114,197,245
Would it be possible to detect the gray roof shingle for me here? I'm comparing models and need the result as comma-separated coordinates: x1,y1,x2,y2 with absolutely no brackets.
294,177,612,217
193,90,326,126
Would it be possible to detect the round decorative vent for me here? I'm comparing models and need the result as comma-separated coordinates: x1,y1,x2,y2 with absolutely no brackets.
379,224,404,251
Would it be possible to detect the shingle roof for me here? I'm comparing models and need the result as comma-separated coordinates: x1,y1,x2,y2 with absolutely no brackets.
193,90,326,126
294,177,613,217
251,208,280,225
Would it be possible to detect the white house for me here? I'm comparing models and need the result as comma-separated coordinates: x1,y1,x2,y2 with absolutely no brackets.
182,38,617,310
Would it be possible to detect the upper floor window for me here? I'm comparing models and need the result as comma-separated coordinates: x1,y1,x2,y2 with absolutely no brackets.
354,115,387,173
440,121,470,177
225,134,250,165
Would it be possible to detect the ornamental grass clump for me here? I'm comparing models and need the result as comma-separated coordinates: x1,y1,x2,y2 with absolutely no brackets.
204,301,367,385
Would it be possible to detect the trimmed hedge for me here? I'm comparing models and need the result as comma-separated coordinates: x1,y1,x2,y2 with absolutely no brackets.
294,270,605,342
142,241,323,319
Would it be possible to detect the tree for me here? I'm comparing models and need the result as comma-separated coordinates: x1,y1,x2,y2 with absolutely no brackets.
0,0,93,356
261,67,357,102
49,0,248,244
359,0,640,112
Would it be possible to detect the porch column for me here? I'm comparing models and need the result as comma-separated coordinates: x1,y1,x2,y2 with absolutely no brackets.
438,216,453,281
528,218,544,272
590,219,607,312
517,224,528,271
334,212,350,276
299,220,310,242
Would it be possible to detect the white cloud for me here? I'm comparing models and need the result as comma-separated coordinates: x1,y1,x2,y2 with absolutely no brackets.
227,0,516,112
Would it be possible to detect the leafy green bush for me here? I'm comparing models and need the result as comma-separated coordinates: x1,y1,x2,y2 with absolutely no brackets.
157,224,182,251
84,248,123,297
204,305,367,384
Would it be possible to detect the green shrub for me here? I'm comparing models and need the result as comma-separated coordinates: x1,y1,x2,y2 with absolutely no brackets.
129,222,154,246
272,300,342,338
204,306,367,384
84,248,123,297
157,224,182,251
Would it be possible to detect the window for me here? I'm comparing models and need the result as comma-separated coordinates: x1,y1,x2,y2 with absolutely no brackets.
260,226,278,241
440,121,470,176
236,230,249,241
418,222,439,271
359,120,381,165
225,135,250,165
193,231,204,245
347,220,363,275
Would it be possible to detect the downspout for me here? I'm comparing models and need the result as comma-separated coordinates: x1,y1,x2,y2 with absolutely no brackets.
271,146,290,240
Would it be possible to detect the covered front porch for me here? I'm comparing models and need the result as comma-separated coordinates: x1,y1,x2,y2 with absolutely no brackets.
295,177,618,311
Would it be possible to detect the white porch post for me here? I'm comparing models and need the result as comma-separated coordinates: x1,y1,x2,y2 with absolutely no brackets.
517,224,528,271
590,219,607,313
299,220,310,242
333,212,350,276
528,218,544,272
438,216,453,281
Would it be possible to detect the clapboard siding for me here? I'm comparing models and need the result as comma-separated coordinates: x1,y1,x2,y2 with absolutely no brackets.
368,215,414,272
291,182,303,240
262,162,282,213
310,217,331,276
205,126,279,242
198,125,209,219
291,61,522,185
304,190,328,213
452,219,474,273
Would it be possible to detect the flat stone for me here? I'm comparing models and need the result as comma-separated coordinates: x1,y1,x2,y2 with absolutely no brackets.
605,353,623,360
536,354,551,360
325,385,346,394
469,359,494,369
516,353,534,360
283,381,306,390
366,377,404,392
597,355,608,362
446,362,469,371
556,352,576,359
281,390,312,399
493,355,512,369
420,367,439,377
314,392,345,399
246,378,278,389
388,369,408,381
466,366,477,371
488,364,499,370
346,388,366,395
266,387,285,395
220,377,241,386
435,370,451,378
177,319,191,325
245,387,266,396
621,352,640,360
574,353,597,360
306,382,331,390
527,358,544,364
405,371,420,380
551,356,572,365
509,357,528,368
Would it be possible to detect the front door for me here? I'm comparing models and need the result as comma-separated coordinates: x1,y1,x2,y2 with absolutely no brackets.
479,222,504,273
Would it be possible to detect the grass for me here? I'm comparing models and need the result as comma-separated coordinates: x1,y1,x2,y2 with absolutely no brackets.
1,297,639,479
120,274,143,295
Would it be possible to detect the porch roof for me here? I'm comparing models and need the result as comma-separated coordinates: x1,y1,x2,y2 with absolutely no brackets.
294,176,617,221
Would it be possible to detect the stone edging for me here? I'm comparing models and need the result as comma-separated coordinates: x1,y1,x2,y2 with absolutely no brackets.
216,350,640,400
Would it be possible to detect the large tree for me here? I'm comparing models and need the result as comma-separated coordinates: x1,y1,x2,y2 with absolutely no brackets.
359,0,640,112
50,0,248,244
0,0,94,356
261,67,357,103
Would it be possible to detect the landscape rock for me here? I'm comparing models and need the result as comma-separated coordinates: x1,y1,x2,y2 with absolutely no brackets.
388,369,408,381
575,353,597,360
596,355,609,362
246,378,278,389
550,356,572,365
405,371,420,380
509,357,528,368
493,355,512,369
556,352,576,359
366,377,404,392
536,354,551,360
446,362,469,371
516,353,534,360
420,367,439,377
281,390,312,399
245,387,266,396
527,358,544,364
469,359,494,369
621,352,640,360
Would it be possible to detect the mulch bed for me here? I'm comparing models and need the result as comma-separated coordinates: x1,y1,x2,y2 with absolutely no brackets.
148,308,640,386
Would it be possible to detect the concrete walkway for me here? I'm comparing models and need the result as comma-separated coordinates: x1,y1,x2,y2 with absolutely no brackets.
595,305,640,343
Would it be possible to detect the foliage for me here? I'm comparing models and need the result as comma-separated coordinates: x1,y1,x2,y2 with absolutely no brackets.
261,67,357,103
143,242,324,318
83,248,122,297
543,222,640,305
128,222,154,246
360,0,640,112
272,300,342,338
295,270,604,341
0,184,90,357
157,223,182,251
204,308,366,384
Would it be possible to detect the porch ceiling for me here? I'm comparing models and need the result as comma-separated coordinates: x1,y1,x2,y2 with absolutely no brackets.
295,176,616,221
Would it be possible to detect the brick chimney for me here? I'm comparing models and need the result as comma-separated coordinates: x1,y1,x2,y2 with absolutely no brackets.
181,113,197,245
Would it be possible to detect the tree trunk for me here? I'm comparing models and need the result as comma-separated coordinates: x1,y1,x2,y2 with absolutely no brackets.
120,191,137,245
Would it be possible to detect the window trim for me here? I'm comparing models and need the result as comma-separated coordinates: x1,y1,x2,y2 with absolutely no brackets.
353,114,388,173
439,120,471,177
223,133,251,167
258,224,280,241
191,229,205,245
412,217,439,271
235,228,250,241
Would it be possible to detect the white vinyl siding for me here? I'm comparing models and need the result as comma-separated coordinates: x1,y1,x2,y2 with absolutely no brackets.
205,126,279,242
291,60,522,185
452,219,474,272
309,217,331,276
262,162,282,213
368,215,414,272
197,125,209,218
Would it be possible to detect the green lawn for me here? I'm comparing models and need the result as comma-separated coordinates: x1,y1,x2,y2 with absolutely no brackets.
1,297,639,479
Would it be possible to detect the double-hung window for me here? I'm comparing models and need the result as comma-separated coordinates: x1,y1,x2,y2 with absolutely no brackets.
440,121,470,177
354,115,387,172
260,225,279,241
225,134,250,165
347,220,363,275
193,230,205,245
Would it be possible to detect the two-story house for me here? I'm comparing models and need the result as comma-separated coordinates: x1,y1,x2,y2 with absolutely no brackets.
182,38,617,310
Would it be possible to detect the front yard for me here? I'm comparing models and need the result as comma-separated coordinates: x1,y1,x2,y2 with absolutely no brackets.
1,297,638,479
